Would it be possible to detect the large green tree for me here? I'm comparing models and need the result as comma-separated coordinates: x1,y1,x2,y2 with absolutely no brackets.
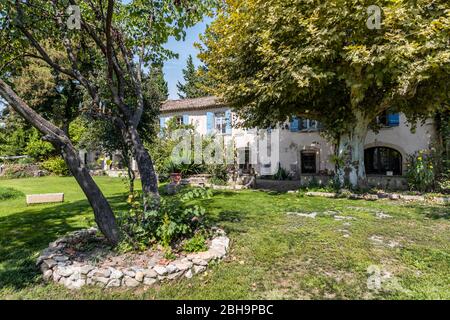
177,55,210,98
0,0,213,244
201,0,449,187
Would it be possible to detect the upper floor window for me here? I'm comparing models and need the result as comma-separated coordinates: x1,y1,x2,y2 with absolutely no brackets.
376,111,400,127
290,117,322,132
214,112,227,134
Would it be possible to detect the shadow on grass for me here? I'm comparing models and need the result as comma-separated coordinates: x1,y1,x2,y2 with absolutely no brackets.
0,194,127,290
402,203,450,220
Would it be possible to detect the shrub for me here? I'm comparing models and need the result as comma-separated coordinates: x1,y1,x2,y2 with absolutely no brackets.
1,164,36,179
183,233,208,253
274,165,288,180
40,157,70,176
406,151,435,192
0,187,24,200
117,187,213,252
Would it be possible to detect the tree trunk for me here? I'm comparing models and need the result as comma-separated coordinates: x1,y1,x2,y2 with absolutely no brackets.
0,79,119,245
127,124,159,205
60,143,120,245
337,113,370,189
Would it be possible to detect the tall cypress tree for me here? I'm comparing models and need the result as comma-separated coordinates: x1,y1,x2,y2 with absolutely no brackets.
177,55,209,99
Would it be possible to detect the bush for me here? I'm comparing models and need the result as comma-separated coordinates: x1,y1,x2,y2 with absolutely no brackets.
274,165,288,180
40,157,70,176
117,187,213,252
0,187,24,200
207,164,228,183
1,164,36,179
183,233,208,253
406,151,435,192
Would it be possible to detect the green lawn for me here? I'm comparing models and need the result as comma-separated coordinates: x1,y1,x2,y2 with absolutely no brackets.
0,176,449,300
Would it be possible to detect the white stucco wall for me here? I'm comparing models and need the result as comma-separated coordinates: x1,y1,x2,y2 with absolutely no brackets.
160,110,436,177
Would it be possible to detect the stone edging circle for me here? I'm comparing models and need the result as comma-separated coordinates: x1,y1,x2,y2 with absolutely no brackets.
37,228,230,290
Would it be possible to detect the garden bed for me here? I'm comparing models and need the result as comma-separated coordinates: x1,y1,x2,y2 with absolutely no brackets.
37,228,230,290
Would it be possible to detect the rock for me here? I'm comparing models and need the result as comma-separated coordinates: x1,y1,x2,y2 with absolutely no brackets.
192,258,208,266
157,275,167,281
389,194,400,200
286,212,317,218
185,269,193,279
143,277,158,286
106,279,121,288
166,264,178,274
43,270,53,281
143,269,157,278
93,268,111,278
172,261,192,271
67,279,85,290
168,271,183,280
305,191,336,198
334,215,355,221
123,269,136,277
135,271,144,282
193,265,206,274
52,271,62,282
363,194,379,201
93,276,110,285
400,195,425,201
54,255,69,262
109,268,123,279
348,194,364,200
57,266,74,277
43,259,57,269
154,265,168,276
80,265,94,275
375,212,392,219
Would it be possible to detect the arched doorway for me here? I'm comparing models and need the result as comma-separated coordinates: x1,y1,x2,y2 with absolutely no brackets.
364,147,402,175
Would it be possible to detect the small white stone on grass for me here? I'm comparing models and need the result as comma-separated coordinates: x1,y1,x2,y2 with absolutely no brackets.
286,212,317,219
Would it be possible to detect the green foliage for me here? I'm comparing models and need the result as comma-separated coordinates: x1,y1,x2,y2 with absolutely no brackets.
183,232,208,253
177,55,211,99
274,165,289,181
201,0,449,134
0,187,24,200
406,151,435,192
40,157,70,176
117,187,213,252
25,129,55,161
207,163,229,184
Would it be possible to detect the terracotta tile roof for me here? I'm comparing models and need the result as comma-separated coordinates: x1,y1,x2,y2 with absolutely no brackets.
160,96,225,114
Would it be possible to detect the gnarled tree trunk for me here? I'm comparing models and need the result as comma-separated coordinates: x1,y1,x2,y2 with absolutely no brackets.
127,124,159,208
337,113,370,189
0,79,119,245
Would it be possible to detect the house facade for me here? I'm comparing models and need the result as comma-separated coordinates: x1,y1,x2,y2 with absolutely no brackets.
160,96,437,188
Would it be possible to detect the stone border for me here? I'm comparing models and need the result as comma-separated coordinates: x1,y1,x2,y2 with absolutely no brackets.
37,228,230,290
304,191,449,204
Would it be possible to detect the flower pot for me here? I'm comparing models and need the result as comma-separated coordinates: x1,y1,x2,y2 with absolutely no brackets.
170,173,182,184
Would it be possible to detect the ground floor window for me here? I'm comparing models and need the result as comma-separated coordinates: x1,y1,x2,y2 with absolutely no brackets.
364,147,402,175
301,151,316,174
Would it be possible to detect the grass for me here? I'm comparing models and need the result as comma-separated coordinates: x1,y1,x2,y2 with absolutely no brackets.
0,176,449,300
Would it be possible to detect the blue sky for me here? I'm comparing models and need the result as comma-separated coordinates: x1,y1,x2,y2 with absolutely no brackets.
163,17,212,100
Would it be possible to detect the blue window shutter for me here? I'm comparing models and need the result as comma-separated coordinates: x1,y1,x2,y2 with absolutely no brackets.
182,114,189,125
225,110,232,134
206,112,214,134
387,113,400,126
290,117,299,132
159,117,165,130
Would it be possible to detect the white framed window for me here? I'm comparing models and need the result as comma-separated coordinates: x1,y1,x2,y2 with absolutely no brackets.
214,112,227,134
175,115,184,126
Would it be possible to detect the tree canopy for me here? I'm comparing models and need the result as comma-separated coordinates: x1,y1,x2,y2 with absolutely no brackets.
176,55,210,98
200,0,450,186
